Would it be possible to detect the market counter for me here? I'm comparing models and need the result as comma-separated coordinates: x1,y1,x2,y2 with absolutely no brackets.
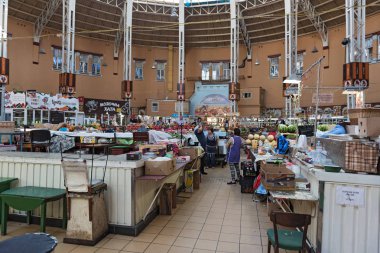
0,152,185,236
292,158,380,253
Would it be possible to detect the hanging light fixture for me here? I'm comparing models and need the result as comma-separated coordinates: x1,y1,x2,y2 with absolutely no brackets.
255,59,260,65
152,61,157,69
311,46,318,53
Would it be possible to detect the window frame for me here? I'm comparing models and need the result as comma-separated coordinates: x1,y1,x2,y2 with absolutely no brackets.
52,47,62,71
269,57,279,79
91,55,102,76
78,53,89,74
296,52,304,75
222,62,230,80
241,92,252,99
151,102,159,112
156,62,165,81
135,60,144,80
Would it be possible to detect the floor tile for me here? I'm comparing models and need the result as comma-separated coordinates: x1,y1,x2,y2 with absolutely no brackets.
144,243,171,253
240,244,263,253
168,246,193,253
192,249,216,253
153,234,177,245
166,220,186,229
102,238,130,250
71,245,98,253
199,231,220,241
132,233,157,243
173,236,197,248
94,249,119,253
216,241,239,253
221,225,240,234
143,225,164,234
218,233,240,243
183,222,204,231
122,241,149,252
202,224,222,233
160,227,182,237
195,239,218,251
53,243,78,253
171,215,190,222
179,228,201,239
240,235,262,245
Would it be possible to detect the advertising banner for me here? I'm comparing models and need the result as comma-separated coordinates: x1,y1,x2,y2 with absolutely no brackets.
5,91,26,108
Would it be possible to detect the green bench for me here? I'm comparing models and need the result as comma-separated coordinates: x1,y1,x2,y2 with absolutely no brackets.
0,186,67,235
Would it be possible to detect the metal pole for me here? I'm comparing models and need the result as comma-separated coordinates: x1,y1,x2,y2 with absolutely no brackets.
123,0,133,124
0,0,8,121
314,61,321,137
178,0,185,122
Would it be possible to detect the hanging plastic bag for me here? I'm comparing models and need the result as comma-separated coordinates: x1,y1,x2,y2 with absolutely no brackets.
255,183,268,195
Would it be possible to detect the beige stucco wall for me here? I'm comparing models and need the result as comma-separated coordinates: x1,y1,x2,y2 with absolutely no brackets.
6,13,380,117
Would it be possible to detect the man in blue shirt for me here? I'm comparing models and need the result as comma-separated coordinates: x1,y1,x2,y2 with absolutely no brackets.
194,120,207,175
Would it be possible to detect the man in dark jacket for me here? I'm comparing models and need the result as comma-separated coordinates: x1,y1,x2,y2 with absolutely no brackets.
194,122,208,175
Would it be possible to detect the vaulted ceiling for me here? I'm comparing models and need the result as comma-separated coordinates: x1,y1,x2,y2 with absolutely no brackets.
9,0,380,47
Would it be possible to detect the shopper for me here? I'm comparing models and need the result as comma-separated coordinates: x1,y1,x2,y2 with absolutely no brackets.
206,127,218,168
226,128,242,184
194,122,208,175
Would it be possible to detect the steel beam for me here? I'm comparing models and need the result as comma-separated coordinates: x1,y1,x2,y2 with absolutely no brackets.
34,0,61,43
239,12,251,58
114,11,124,58
284,0,298,118
62,0,76,74
0,0,8,121
95,0,279,16
298,0,328,47
345,0,366,109
123,0,133,121
177,0,185,119
230,0,239,113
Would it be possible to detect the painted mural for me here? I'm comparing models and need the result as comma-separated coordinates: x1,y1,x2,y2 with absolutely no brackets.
190,82,232,117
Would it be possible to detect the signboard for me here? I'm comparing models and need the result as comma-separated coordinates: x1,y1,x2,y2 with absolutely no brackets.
284,86,299,96
84,98,129,115
336,186,365,207
5,91,26,108
25,92,79,111
312,93,334,104
343,62,369,91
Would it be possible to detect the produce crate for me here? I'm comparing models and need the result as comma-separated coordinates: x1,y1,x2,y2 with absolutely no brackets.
240,175,255,193
133,132,149,142
348,108,380,119
261,162,295,191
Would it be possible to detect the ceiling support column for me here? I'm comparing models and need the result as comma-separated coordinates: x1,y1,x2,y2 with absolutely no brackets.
284,0,298,119
0,0,8,121
121,0,133,123
59,0,76,96
344,0,366,109
229,0,239,114
177,0,185,121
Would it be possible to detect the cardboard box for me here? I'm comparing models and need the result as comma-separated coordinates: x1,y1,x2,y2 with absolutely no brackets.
179,147,198,160
145,158,176,176
261,163,295,191
176,156,191,163
358,117,380,137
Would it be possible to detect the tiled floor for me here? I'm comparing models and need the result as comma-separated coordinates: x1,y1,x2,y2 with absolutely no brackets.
0,165,296,253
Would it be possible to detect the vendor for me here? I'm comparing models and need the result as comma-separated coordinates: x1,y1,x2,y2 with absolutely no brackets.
156,117,164,126
206,127,218,168
194,122,207,175
226,128,242,185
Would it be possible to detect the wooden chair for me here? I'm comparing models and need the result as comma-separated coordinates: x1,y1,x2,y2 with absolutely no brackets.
267,212,311,253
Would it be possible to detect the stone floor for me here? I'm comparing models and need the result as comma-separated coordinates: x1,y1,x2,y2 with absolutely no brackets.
0,165,296,253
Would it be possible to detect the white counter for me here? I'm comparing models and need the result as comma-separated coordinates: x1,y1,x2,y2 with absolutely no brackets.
294,159,380,253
